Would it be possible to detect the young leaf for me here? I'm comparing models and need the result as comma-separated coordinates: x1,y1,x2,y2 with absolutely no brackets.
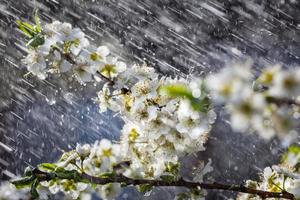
159,84,193,99
34,9,42,33
30,179,39,199
11,176,35,189
160,84,211,113
288,145,300,154
55,169,80,180
24,166,33,177
38,163,58,172
17,20,35,38
26,34,45,48
190,96,211,113
54,166,65,173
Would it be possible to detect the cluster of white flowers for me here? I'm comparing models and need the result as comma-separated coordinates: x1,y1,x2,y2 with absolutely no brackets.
35,134,213,199
40,178,88,199
260,65,300,98
237,145,300,200
22,20,126,83
29,140,122,199
80,139,121,176
206,62,300,140
0,140,122,200
12,18,217,199
7,15,300,200
96,65,216,179
0,181,29,200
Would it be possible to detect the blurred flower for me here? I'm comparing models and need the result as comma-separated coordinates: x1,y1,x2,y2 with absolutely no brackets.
269,68,300,98
96,183,121,200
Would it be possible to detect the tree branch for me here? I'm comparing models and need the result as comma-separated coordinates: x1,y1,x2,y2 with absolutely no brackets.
33,169,295,199
266,96,300,107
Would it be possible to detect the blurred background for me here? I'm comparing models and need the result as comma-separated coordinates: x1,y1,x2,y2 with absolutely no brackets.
0,0,299,199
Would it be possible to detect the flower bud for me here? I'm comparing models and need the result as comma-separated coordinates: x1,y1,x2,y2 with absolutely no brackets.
76,143,91,158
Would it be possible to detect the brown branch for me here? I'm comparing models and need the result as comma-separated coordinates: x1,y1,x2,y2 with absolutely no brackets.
266,96,300,107
96,71,115,85
33,169,294,199
81,173,294,199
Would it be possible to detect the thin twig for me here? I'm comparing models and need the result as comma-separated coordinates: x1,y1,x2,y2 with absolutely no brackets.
34,169,294,199
82,174,294,199
96,71,114,85
266,96,300,107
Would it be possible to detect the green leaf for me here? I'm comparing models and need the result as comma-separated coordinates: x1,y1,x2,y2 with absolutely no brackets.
24,166,33,177
54,168,81,181
30,179,39,199
34,9,42,33
38,163,58,172
11,176,35,189
138,184,153,194
288,145,300,154
17,10,42,38
190,96,211,113
26,33,45,48
55,169,81,181
159,84,193,99
17,20,36,38
54,166,65,173
159,84,211,113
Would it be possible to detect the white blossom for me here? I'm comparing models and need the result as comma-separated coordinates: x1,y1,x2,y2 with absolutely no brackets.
0,182,28,200
41,179,88,199
15,17,300,200
22,50,47,79
286,179,300,198
76,143,91,158
205,62,253,103
268,68,300,98
84,139,122,175
96,183,121,200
